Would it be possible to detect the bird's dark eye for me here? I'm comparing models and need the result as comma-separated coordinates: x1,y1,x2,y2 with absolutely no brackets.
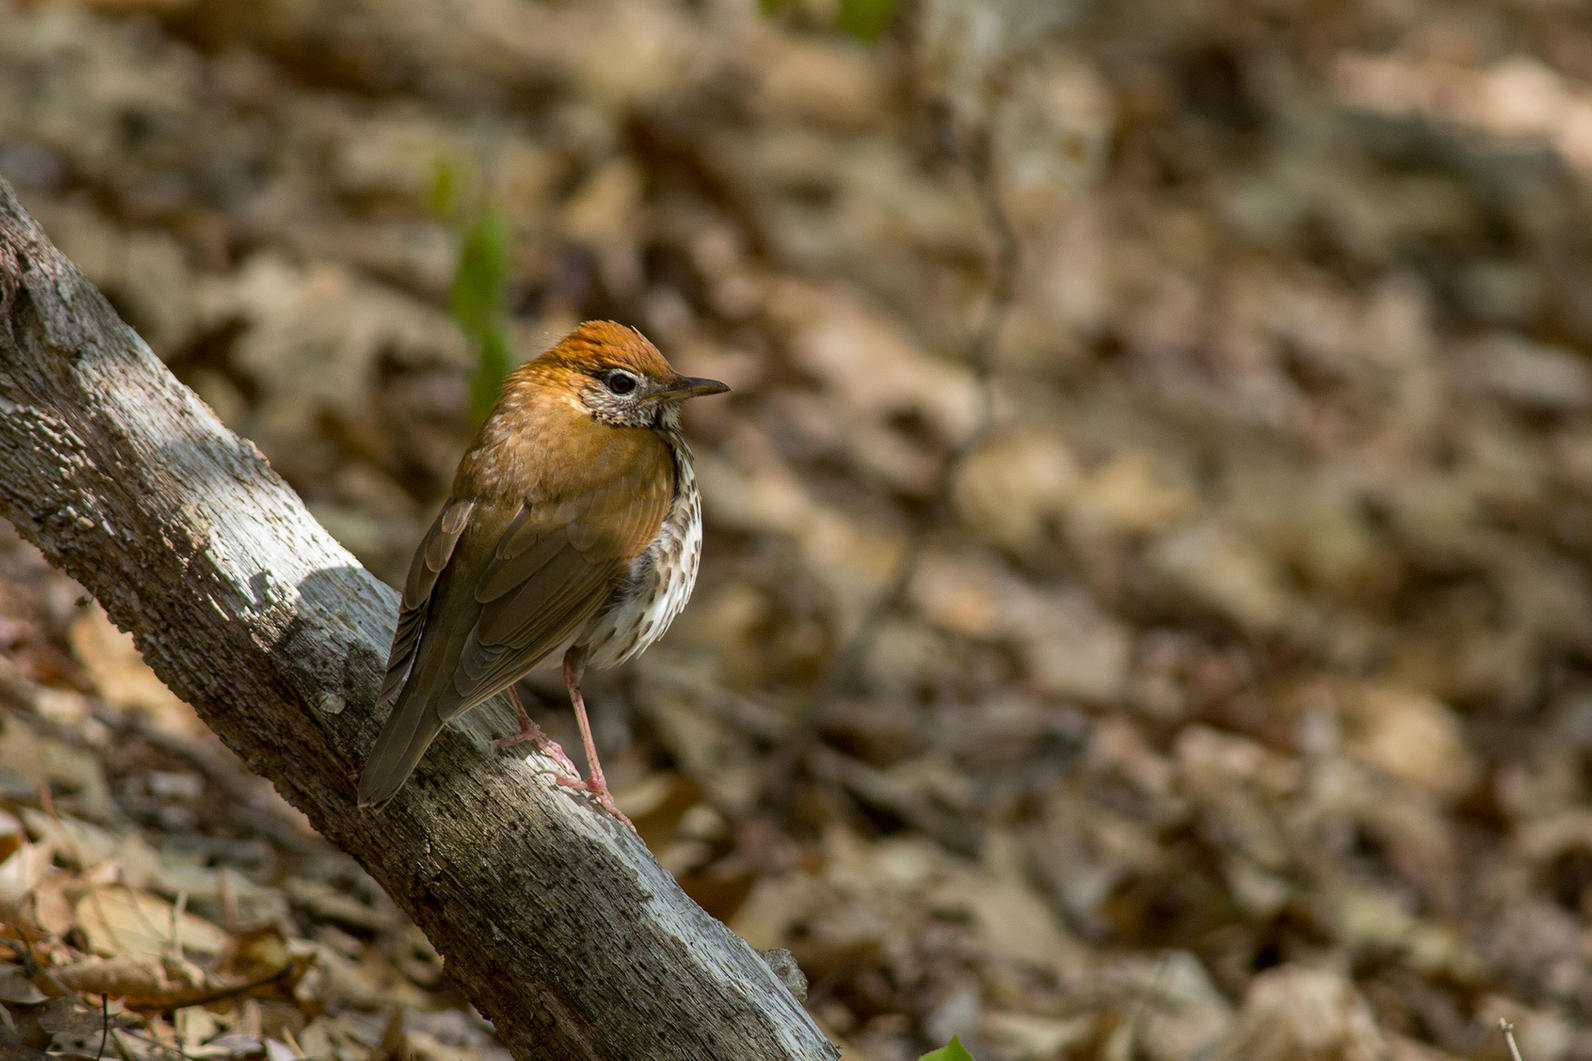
605,370,638,396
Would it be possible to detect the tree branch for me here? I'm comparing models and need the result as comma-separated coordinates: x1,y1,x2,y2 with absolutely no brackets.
0,175,837,1061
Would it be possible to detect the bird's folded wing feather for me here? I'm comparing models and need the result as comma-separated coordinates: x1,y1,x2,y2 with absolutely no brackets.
378,429,675,722
374,497,476,712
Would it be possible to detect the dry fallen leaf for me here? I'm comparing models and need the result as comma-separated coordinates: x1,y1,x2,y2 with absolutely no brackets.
1214,966,1386,1061
1341,684,1479,802
68,603,191,724
75,886,231,963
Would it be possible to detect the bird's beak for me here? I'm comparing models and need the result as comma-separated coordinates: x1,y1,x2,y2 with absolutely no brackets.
652,376,731,401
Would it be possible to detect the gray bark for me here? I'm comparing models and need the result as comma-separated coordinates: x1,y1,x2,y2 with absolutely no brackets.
0,174,836,1061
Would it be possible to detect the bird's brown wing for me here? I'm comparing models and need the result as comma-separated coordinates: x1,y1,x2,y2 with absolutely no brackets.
372,496,477,715
358,429,674,807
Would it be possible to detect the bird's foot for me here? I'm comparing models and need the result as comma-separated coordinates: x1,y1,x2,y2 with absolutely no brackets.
552,773,634,829
496,718,582,778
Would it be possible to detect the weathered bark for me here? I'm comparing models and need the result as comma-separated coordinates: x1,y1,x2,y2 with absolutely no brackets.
0,175,837,1061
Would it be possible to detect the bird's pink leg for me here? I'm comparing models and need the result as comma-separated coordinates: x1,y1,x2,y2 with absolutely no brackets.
557,649,632,827
495,685,581,779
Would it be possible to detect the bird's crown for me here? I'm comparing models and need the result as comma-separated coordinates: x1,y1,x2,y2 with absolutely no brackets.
541,321,678,382
512,321,729,430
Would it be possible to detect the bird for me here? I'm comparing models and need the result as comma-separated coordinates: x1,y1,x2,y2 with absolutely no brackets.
357,320,729,817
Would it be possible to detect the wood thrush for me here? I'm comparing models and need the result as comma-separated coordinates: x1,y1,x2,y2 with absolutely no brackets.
357,321,729,817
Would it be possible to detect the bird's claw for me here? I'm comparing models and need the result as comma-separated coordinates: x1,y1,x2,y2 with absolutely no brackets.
551,773,634,829
497,723,582,777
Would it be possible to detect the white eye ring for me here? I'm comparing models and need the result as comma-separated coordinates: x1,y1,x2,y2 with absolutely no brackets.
605,370,638,396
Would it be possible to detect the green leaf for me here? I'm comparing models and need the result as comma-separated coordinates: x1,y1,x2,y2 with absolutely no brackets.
444,205,514,424
836,0,896,41
470,325,513,424
448,210,510,338
917,1036,977,1061
427,157,463,218
758,0,792,12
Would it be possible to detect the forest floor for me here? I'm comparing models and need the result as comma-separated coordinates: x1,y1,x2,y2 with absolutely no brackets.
5,0,1592,1058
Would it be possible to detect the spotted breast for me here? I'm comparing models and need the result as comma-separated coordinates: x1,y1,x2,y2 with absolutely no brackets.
577,432,702,669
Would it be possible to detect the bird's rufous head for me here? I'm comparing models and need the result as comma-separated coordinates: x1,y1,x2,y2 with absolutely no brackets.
522,321,729,430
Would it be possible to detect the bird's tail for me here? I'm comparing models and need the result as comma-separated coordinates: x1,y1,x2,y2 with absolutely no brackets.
358,688,447,808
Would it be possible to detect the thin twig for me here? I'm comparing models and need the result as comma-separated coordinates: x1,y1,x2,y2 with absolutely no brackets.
767,113,1020,806
1500,1017,1526,1061
119,961,297,1013
815,127,1018,703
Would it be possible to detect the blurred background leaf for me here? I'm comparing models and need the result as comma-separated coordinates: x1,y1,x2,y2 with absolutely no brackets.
448,207,512,425
836,0,897,41
760,0,898,41
919,1036,977,1061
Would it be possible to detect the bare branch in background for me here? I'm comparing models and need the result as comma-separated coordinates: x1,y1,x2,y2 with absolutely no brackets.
772,93,1022,803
